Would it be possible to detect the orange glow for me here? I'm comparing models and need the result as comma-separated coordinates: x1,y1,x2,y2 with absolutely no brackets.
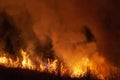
0,49,119,80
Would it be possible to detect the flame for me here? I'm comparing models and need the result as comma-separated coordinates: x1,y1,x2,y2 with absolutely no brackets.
0,49,119,80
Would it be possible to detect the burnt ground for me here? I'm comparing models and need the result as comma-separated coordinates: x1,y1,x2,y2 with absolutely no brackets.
0,66,101,80
0,65,119,80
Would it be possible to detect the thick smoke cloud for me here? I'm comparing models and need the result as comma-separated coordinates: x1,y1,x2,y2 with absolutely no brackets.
0,0,120,67
0,11,25,54
0,5,55,60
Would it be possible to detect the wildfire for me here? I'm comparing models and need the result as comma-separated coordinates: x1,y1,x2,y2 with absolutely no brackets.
0,49,118,80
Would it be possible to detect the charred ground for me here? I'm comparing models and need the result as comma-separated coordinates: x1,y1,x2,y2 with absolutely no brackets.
0,65,119,80
0,65,100,80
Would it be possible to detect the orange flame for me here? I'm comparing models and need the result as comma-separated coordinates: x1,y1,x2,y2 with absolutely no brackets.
0,49,119,79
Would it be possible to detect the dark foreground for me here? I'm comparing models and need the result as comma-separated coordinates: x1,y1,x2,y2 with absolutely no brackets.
0,66,119,80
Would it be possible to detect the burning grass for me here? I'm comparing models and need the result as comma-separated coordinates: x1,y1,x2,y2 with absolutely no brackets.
0,49,119,80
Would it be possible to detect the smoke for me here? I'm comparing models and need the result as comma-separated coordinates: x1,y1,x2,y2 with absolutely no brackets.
0,0,120,67
0,10,25,54
0,4,55,60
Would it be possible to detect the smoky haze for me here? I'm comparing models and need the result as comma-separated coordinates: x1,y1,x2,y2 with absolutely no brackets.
0,0,120,67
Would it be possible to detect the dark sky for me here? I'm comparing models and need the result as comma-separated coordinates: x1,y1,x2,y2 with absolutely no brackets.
0,0,120,67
